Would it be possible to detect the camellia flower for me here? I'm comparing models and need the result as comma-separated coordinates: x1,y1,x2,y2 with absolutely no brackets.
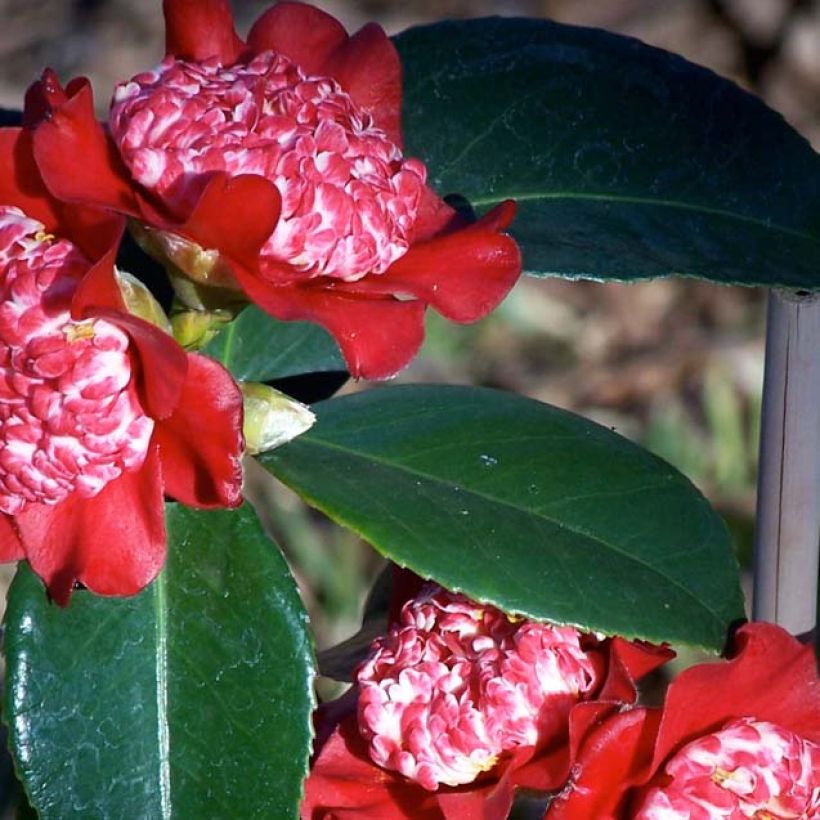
545,622,820,819
302,581,674,819
633,718,818,818
357,586,600,791
0,127,244,604
27,0,522,380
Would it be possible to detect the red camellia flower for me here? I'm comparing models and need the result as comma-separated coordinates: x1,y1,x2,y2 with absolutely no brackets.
545,622,820,819
302,583,673,819
0,127,244,604
27,0,522,380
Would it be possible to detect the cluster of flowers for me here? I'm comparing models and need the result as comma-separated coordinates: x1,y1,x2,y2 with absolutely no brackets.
303,582,819,819
0,0,521,602
3,2,816,816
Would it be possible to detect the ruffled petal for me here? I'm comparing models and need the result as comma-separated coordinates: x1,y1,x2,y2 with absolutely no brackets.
337,202,521,323
178,172,282,272
70,243,128,316
302,716,443,820
28,75,140,217
597,638,675,703
653,621,820,763
247,1,348,76
436,746,535,820
0,127,124,262
153,353,244,509
0,128,60,228
547,708,662,819
90,308,188,420
15,446,166,605
163,0,243,63
233,270,426,380
0,515,24,561
321,23,403,146
546,622,820,818
508,638,672,799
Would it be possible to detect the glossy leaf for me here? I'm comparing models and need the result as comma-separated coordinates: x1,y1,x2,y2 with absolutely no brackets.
261,385,744,650
204,304,345,381
396,19,820,288
4,503,314,819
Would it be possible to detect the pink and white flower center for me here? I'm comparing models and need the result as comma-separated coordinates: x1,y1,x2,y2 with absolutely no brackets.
356,585,599,790
633,718,820,819
0,206,153,514
110,50,427,282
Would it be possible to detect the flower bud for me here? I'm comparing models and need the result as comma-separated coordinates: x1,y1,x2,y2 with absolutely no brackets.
171,308,232,350
129,220,241,292
114,268,172,333
240,383,315,455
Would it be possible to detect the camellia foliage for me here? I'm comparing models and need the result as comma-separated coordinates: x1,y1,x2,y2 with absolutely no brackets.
0,1,817,817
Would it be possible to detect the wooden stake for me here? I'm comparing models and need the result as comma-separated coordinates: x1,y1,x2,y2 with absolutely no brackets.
753,290,820,639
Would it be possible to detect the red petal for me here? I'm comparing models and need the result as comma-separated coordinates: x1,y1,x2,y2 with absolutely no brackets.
15,446,166,605
597,638,675,703
153,353,244,509
413,189,463,244
0,129,59,227
90,309,188,420
0,516,24,561
546,707,662,819
178,172,281,271
338,204,521,323
71,244,127,316
474,199,518,233
302,717,442,820
233,270,426,379
247,1,348,76
652,621,820,764
436,746,535,820
0,127,125,264
547,623,820,818
22,67,68,127
163,0,243,63
321,23,403,146
509,739,572,794
29,76,139,217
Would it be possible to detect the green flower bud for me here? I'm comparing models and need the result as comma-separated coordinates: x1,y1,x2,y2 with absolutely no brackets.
114,268,172,333
129,220,240,291
171,309,233,350
241,383,316,455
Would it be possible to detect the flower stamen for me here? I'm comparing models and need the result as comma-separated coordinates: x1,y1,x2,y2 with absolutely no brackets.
63,320,96,343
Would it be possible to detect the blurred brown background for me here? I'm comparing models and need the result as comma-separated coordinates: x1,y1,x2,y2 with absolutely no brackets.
1,0,818,644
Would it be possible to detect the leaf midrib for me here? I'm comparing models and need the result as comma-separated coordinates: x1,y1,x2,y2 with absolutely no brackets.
272,435,730,630
468,191,820,245
153,569,172,820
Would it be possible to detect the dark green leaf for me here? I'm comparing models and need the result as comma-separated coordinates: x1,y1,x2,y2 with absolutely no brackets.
317,564,393,681
204,305,344,380
395,19,820,288
261,385,744,650
4,504,314,819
